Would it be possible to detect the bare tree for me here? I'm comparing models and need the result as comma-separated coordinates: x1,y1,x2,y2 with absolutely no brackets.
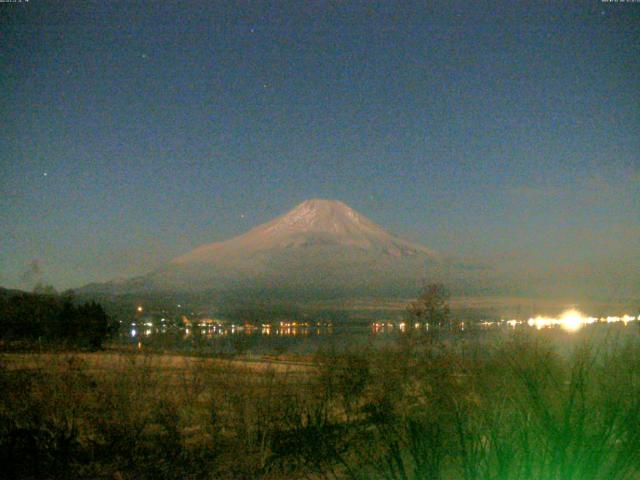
407,283,453,330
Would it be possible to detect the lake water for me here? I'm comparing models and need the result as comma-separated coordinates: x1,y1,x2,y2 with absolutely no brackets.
118,310,640,356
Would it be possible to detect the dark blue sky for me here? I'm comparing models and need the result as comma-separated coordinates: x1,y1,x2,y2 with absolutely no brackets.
1,1,638,293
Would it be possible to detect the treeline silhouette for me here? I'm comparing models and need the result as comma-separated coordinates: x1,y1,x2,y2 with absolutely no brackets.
0,289,116,349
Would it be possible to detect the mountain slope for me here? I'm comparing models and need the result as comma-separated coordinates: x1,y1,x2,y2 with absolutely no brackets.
81,199,441,296
173,199,436,265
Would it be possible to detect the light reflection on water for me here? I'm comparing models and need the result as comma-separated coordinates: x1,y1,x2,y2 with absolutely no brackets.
128,323,335,339
494,310,638,333
126,310,638,343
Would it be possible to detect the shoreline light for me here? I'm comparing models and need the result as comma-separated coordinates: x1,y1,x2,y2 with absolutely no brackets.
527,309,633,332
483,311,639,333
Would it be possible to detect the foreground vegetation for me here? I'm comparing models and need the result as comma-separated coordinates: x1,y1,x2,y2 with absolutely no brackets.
1,327,640,479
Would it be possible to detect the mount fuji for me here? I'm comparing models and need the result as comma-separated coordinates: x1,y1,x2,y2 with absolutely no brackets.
80,199,445,298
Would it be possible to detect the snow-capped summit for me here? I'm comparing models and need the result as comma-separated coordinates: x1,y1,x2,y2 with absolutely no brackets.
171,199,435,264
276,198,369,232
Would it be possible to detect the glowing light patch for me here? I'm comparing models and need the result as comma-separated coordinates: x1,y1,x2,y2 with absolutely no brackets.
528,309,620,332
372,312,638,334
559,309,587,332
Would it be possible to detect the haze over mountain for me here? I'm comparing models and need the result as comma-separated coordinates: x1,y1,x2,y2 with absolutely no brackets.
80,199,456,298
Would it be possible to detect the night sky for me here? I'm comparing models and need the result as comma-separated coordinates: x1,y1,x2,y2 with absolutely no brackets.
1,1,638,296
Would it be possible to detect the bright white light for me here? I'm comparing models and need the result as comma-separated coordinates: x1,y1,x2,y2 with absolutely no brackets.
559,309,585,332
130,328,137,337
527,309,599,332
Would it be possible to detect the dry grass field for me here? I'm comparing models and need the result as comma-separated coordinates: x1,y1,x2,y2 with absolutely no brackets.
3,326,640,479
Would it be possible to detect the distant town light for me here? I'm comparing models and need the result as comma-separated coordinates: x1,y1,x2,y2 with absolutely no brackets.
528,309,601,332
137,306,143,312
